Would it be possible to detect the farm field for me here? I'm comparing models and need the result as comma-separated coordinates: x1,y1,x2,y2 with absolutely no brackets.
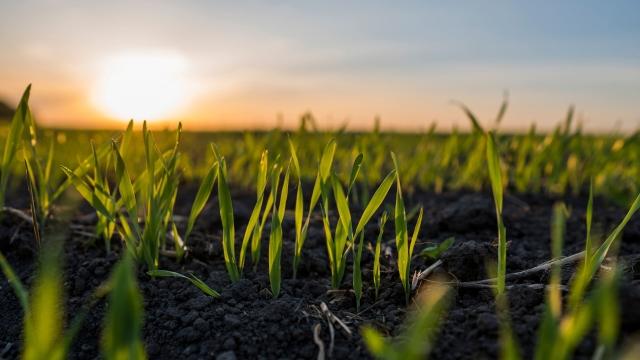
0,89,639,359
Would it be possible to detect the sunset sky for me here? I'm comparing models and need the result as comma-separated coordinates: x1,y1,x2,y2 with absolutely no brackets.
0,1,638,132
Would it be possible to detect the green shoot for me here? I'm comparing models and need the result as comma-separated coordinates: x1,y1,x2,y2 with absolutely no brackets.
534,198,629,360
568,191,640,310
239,150,269,272
353,168,396,309
486,131,507,295
290,138,322,279
251,174,276,270
147,269,220,298
353,231,364,311
549,203,567,318
91,140,116,251
211,143,241,282
183,162,217,245
419,237,455,260
64,122,183,270
391,152,424,302
268,163,289,298
373,211,388,300
584,179,594,263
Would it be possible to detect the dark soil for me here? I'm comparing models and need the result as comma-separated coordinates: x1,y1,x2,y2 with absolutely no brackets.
1,186,640,360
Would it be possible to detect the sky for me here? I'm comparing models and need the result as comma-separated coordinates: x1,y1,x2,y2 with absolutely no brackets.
0,0,638,132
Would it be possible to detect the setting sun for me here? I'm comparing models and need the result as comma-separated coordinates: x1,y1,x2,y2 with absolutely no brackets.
91,51,191,121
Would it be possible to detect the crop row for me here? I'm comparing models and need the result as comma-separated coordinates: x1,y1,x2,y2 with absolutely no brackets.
1,86,639,358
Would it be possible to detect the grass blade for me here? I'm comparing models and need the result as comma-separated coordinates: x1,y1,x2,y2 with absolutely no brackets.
148,269,220,297
211,144,240,282
373,212,387,299
486,131,507,295
184,162,218,243
354,169,396,237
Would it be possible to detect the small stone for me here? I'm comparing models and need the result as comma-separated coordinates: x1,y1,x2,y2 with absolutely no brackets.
147,343,160,356
222,337,237,350
193,317,208,332
176,326,201,342
229,278,254,299
476,312,498,332
224,314,241,326
182,310,199,325
183,345,197,355
94,266,106,276
74,278,86,293
188,294,212,310
216,350,237,360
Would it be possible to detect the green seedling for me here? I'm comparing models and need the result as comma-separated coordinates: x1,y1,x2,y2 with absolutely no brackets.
211,143,241,282
322,141,395,290
353,231,365,311
239,149,269,272
532,191,634,360
391,152,424,302
17,91,102,228
372,211,388,300
268,162,289,298
290,138,322,279
251,174,276,270
419,237,455,260
486,131,507,295
64,122,183,270
91,121,133,251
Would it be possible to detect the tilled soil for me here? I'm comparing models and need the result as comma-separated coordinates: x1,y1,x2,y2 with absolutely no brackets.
1,187,639,359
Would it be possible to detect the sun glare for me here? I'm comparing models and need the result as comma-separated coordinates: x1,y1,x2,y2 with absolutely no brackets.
92,51,191,121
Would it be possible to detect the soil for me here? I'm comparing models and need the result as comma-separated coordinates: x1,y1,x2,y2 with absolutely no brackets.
1,185,639,360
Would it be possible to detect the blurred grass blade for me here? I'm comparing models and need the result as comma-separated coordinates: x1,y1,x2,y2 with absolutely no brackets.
362,282,451,360
0,85,30,210
0,251,29,311
102,254,146,360
584,179,594,263
453,100,484,133
587,193,640,279
24,242,65,360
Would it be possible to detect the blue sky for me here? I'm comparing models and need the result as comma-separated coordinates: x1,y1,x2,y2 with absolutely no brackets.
0,1,638,131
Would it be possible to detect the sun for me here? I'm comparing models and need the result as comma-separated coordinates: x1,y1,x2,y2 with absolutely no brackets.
92,51,191,121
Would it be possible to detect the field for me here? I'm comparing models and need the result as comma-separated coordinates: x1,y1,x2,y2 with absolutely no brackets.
1,89,640,359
